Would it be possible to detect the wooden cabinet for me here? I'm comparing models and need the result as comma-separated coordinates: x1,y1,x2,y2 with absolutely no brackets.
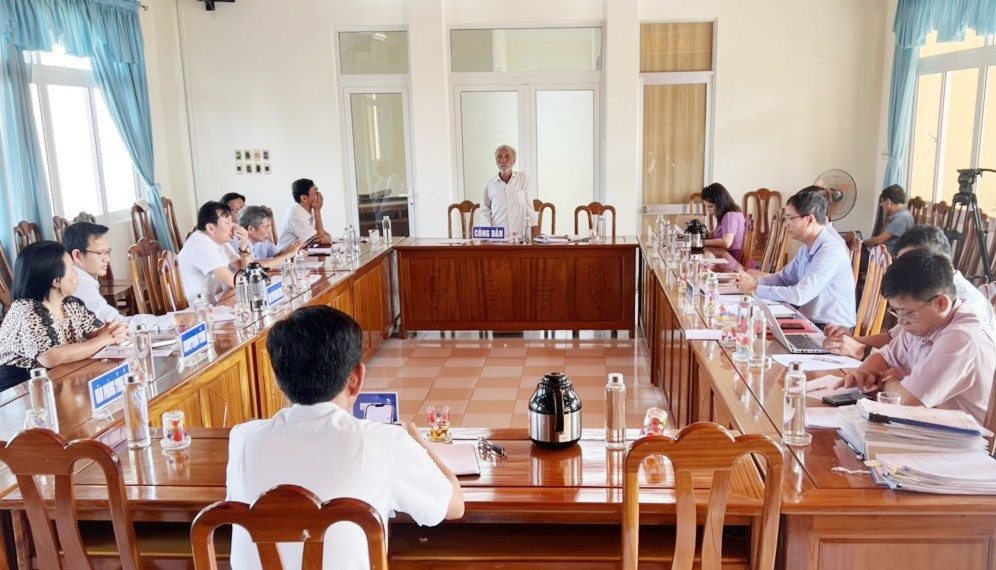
251,332,290,419
352,255,392,356
149,347,256,428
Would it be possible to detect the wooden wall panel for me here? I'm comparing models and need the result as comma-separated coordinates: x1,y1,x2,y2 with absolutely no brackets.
640,22,713,73
642,83,707,205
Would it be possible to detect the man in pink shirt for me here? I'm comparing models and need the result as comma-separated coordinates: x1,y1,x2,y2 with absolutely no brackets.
840,250,994,423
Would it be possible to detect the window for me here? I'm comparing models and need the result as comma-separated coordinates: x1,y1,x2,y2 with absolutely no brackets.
908,30,996,211
27,45,141,218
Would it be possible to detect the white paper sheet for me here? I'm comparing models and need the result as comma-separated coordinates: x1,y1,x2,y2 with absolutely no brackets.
767,304,797,317
772,354,863,372
684,329,723,340
805,406,846,428
805,373,859,400
425,442,481,476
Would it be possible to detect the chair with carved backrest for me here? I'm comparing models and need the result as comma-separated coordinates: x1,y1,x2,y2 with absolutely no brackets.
841,231,862,284
907,196,928,224
162,197,185,249
128,238,167,315
853,245,892,338
0,245,12,316
12,221,42,254
736,214,755,268
574,202,617,238
0,429,141,570
686,192,715,233
533,199,557,235
53,216,70,243
741,189,782,266
758,215,789,274
192,484,388,570
956,212,990,280
131,203,157,243
447,201,479,239
928,201,950,228
622,423,783,570
158,251,188,312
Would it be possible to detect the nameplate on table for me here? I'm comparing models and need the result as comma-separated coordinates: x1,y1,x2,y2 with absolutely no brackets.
266,280,285,308
353,392,400,423
180,322,209,360
472,226,505,240
89,362,131,413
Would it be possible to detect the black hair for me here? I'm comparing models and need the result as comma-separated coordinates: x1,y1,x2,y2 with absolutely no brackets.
221,192,246,205
881,250,955,301
266,306,363,405
879,184,906,205
196,201,232,231
894,224,951,258
11,241,70,301
788,186,829,225
62,222,109,256
292,179,315,204
700,182,741,223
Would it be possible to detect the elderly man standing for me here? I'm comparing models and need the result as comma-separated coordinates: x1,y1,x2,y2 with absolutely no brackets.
477,145,538,239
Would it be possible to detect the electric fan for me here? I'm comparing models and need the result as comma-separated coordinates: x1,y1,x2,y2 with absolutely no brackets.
814,169,857,221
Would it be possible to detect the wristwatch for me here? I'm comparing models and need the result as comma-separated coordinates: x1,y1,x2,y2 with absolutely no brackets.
239,247,251,257
861,344,873,360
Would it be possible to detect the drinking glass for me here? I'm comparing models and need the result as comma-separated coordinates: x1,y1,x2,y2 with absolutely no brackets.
640,407,668,436
160,410,191,450
427,405,452,443
877,391,902,405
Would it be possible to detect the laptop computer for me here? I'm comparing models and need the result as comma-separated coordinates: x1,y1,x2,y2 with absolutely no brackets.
756,301,829,354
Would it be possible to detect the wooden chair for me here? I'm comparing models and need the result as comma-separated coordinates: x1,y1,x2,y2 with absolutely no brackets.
128,238,167,315
191,484,388,570
853,245,892,338
0,243,13,314
72,211,97,224
447,201,479,239
928,201,950,228
622,423,783,570
842,231,862,283
574,202,617,238
131,202,157,243
533,199,556,235
158,251,188,312
12,220,42,254
685,192,715,233
956,212,990,279
741,189,782,266
736,214,755,267
53,215,70,243
907,196,928,224
758,215,788,274
163,197,185,249
0,429,141,570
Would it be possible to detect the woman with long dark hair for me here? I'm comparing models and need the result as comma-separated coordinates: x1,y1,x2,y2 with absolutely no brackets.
0,241,129,390
701,183,747,260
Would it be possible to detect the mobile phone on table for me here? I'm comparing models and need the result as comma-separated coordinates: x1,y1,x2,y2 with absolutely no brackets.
363,403,395,423
822,392,867,407
781,323,805,331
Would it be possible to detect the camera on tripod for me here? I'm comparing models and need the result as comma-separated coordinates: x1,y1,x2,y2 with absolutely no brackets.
948,168,995,282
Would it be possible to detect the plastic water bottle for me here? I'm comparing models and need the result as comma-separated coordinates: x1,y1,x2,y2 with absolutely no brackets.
703,271,719,323
350,225,361,257
193,294,214,345
124,373,150,449
783,361,812,446
280,258,296,296
748,304,768,369
381,215,393,244
605,373,626,450
733,295,753,363
27,368,59,433
523,211,532,244
132,324,154,383
234,273,251,326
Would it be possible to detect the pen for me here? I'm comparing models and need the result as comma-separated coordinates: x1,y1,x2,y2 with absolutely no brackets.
867,412,982,436
812,356,844,364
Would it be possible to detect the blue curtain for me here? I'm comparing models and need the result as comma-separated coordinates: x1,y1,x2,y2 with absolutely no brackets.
884,0,996,187
0,0,175,250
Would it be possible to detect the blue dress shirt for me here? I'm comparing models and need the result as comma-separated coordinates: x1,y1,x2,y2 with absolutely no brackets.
756,226,856,327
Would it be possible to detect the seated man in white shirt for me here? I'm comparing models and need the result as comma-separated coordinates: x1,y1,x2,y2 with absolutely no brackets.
824,223,996,360
839,251,994,423
226,306,464,569
238,205,305,268
477,145,538,239
278,178,331,249
222,192,247,252
178,201,254,305
63,222,175,331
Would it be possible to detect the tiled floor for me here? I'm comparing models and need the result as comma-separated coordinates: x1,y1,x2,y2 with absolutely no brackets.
363,331,664,430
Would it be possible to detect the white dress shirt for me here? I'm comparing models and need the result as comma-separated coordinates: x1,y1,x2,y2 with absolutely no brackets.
226,402,452,570
177,230,238,305
278,203,316,249
478,171,537,238
72,267,175,331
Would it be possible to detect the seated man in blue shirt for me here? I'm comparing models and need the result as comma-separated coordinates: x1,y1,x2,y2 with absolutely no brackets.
863,184,914,257
736,186,856,328
239,205,305,269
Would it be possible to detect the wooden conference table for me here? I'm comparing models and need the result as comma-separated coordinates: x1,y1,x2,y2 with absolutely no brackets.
640,241,996,569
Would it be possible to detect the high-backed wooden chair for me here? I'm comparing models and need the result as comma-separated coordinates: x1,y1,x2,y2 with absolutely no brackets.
447,201,479,239
131,202,157,243
574,202,617,238
741,189,782,266
533,199,556,235
53,216,70,243
853,245,892,337
128,238,167,315
162,197,185,249
622,423,783,570
72,211,97,224
842,231,862,283
928,201,950,228
0,429,141,570
737,214,755,267
907,196,928,224
956,212,990,279
13,220,42,253
158,251,188,312
192,484,388,570
758,215,788,274
0,241,14,312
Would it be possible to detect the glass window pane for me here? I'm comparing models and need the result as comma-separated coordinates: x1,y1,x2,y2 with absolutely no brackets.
349,93,410,236
47,85,101,216
919,29,987,58
459,91,519,206
451,28,601,73
939,68,980,203
979,66,996,214
536,90,594,234
29,84,52,195
909,73,941,201
339,32,409,74
37,44,91,70
94,91,138,213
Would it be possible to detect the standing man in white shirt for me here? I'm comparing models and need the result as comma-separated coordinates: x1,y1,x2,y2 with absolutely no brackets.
178,201,254,304
478,145,538,239
63,222,175,331
226,306,464,569
278,178,331,249
240,205,305,268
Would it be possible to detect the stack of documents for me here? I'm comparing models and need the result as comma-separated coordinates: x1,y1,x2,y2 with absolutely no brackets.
871,452,996,494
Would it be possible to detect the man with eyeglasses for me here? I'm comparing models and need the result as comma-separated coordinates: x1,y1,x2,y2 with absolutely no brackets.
839,251,994,423
63,222,175,331
735,187,856,328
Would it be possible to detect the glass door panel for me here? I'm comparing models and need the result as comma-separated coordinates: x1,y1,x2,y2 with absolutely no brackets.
459,90,520,206
348,92,411,236
536,89,594,234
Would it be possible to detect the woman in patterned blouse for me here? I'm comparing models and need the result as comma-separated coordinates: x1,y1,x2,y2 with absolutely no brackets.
0,241,129,390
